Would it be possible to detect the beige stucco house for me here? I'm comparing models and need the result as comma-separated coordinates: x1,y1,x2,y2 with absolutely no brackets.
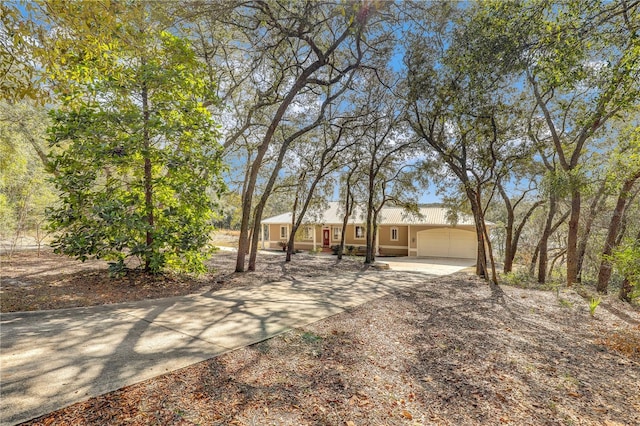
261,202,482,259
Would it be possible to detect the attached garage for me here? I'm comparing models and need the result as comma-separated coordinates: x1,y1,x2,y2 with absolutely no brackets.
416,228,477,259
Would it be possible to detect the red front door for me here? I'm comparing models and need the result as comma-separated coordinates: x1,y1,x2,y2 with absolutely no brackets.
323,229,330,246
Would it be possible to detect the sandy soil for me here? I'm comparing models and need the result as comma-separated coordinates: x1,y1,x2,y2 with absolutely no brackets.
0,249,366,312
2,249,639,425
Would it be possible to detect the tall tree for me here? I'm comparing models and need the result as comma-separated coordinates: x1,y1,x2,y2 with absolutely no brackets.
404,2,515,282
521,1,639,285
435,0,640,286
614,227,640,301
0,101,55,257
189,0,381,272
596,123,640,292
283,118,358,262
44,3,225,274
354,74,420,264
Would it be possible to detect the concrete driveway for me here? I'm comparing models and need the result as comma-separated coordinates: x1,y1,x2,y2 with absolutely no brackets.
379,256,475,274
0,260,470,425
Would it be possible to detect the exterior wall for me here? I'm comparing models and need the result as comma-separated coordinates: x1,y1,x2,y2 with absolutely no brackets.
266,224,320,250
378,247,408,256
293,242,315,249
330,224,410,254
268,224,289,244
378,225,408,246
295,225,318,249
377,225,409,256
344,224,366,246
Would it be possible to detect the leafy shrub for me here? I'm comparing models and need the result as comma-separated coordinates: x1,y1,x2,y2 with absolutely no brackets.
609,239,640,301
500,270,535,288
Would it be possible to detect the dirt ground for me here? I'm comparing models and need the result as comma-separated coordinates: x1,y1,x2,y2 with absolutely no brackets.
0,248,366,312
3,249,640,425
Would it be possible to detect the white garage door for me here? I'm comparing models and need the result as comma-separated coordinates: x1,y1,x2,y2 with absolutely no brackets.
417,228,477,259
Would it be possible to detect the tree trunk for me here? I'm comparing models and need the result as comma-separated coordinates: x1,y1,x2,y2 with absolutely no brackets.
566,188,581,286
364,172,375,264
615,189,638,247
372,208,383,262
498,181,544,274
466,187,487,279
619,224,640,302
619,277,634,302
141,82,154,272
597,174,640,293
338,190,353,260
509,200,544,274
248,199,268,270
474,187,496,283
235,177,254,272
286,186,302,262
500,186,515,273
576,183,606,282
482,209,498,284
529,243,540,277
537,194,557,283
548,249,567,281
235,60,327,273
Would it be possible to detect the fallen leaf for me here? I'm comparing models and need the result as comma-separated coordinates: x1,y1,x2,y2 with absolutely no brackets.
401,410,413,420
346,421,356,426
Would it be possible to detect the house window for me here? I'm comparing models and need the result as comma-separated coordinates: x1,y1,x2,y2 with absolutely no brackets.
332,226,342,240
355,225,365,239
303,226,314,240
280,226,288,239
391,227,399,241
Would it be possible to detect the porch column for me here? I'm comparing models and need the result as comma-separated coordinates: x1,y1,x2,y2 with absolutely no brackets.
375,226,380,256
408,224,411,256
313,226,316,250
261,223,265,249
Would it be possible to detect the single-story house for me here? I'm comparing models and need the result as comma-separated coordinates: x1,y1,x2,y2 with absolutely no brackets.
260,202,485,259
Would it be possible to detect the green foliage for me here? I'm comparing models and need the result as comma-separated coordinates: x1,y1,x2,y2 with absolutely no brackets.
609,239,640,300
589,297,601,317
46,7,225,274
301,331,323,343
500,270,535,288
0,101,56,252
211,192,243,230
540,169,579,199
0,3,47,103
558,298,574,309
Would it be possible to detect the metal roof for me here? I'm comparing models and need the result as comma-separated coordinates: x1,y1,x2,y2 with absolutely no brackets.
261,202,479,226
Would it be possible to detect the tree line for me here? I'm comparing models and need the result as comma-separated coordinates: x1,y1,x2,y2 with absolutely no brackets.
1,0,638,299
